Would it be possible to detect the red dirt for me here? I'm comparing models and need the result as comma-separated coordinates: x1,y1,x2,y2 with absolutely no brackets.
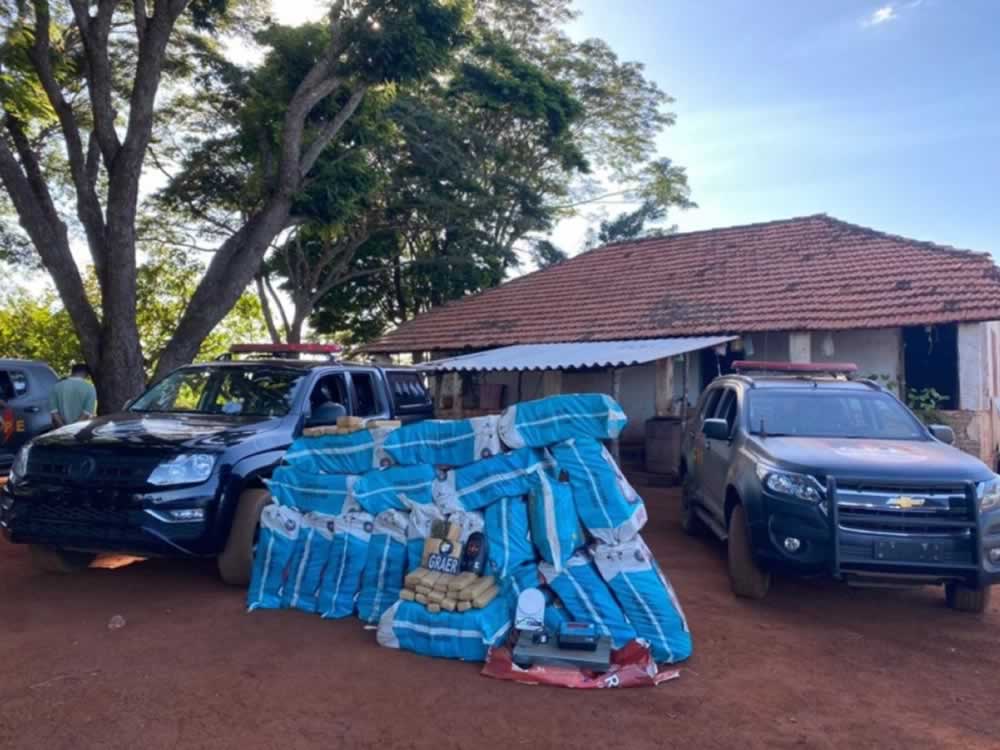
1,487,998,750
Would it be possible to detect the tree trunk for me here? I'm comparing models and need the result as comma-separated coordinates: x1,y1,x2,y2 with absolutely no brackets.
95,327,147,413
152,196,294,380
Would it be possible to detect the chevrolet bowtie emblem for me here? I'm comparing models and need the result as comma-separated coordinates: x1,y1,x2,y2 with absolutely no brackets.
887,495,926,509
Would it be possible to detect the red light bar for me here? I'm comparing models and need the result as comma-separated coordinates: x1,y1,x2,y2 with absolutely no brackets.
732,360,857,374
230,343,342,355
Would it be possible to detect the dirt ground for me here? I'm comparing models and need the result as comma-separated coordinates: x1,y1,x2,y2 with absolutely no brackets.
1,486,998,750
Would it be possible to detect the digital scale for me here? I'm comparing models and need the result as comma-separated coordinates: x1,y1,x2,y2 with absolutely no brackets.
511,588,612,671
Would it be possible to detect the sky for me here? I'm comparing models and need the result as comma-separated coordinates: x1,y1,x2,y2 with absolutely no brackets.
555,0,1000,255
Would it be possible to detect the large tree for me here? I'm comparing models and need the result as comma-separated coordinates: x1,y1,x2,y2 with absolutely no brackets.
310,0,694,344
0,0,467,410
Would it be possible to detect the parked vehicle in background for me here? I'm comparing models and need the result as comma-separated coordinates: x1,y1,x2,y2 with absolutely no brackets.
0,344,433,583
680,361,1000,613
0,360,58,474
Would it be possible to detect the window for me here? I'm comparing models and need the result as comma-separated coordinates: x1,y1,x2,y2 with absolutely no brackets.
0,371,27,401
387,371,430,410
903,324,958,409
131,367,304,417
350,371,383,417
309,374,348,411
715,388,739,435
747,390,925,440
699,388,723,423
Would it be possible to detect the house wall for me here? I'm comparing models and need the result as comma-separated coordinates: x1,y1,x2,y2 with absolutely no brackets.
812,328,903,384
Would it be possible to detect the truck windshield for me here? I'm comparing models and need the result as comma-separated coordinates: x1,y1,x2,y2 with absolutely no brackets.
747,390,927,440
130,366,305,417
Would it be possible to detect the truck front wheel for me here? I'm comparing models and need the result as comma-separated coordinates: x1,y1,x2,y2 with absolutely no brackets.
727,504,771,600
945,583,992,614
29,545,95,574
218,488,272,586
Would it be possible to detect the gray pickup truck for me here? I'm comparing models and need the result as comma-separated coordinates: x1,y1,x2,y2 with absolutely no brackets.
0,359,58,474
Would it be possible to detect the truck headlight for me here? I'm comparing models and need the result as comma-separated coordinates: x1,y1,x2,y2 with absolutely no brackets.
9,444,31,483
756,463,823,503
148,454,216,487
979,477,1000,512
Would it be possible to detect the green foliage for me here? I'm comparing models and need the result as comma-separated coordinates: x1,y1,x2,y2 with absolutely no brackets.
594,199,669,246
907,387,948,426
0,283,84,374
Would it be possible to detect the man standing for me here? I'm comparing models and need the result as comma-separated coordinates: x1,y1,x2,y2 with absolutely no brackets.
49,363,98,428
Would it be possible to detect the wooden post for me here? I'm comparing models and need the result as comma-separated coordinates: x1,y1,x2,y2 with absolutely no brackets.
655,357,675,417
516,371,524,403
447,372,464,418
542,369,563,397
611,368,622,464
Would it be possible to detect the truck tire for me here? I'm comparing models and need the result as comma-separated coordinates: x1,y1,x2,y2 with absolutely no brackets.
29,545,95,574
218,488,272,586
945,583,992,614
727,504,770,600
680,473,706,536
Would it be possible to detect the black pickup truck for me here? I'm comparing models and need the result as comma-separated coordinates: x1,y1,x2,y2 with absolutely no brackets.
0,346,433,583
680,361,1000,613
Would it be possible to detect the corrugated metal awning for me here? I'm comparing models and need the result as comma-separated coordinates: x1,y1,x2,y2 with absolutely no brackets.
419,336,738,373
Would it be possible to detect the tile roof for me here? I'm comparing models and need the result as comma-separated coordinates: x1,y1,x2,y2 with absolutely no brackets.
367,214,1000,353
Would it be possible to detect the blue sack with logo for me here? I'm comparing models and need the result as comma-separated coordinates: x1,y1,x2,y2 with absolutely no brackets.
528,469,584,572
433,448,550,512
498,394,628,449
550,438,647,545
376,595,512,662
318,511,374,619
593,537,692,664
484,496,534,579
383,416,501,468
539,551,637,649
356,509,409,625
282,512,338,614
283,425,397,475
248,505,302,612
266,465,360,516
353,464,436,515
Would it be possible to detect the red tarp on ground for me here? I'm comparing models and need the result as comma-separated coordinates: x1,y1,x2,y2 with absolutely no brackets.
481,641,681,689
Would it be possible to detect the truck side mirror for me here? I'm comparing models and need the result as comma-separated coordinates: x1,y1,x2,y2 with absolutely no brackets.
929,424,955,445
702,418,731,442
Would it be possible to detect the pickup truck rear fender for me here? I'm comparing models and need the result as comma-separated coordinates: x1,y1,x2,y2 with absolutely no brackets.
211,448,287,548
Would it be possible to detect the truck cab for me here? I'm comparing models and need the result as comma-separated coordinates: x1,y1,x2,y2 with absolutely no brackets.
0,345,433,583
679,361,1000,613
0,359,58,473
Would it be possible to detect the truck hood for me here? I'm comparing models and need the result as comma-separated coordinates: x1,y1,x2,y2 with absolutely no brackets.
31,412,284,452
753,436,994,484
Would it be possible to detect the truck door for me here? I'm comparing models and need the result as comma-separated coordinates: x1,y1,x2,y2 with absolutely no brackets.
702,385,740,522
0,369,43,468
346,368,390,421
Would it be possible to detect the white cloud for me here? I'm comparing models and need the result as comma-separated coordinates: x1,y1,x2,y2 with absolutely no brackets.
865,4,898,26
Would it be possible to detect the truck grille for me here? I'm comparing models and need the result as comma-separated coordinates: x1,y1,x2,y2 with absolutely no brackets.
27,448,162,488
835,480,975,535
26,499,131,527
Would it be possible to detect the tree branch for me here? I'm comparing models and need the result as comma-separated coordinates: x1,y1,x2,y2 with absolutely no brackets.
67,0,122,165
299,85,369,178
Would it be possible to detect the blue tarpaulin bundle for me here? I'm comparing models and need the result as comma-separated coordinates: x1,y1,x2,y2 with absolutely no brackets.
383,416,501,468
352,464,437,515
539,551,637,649
528,469,583,572
433,447,550,512
318,511,373,619
357,509,409,625
504,562,570,634
550,437,647,545
376,596,512,662
283,512,337,614
283,426,395,475
498,394,627,449
266,465,360,516
483,496,534,578
247,505,303,612
593,537,692,664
